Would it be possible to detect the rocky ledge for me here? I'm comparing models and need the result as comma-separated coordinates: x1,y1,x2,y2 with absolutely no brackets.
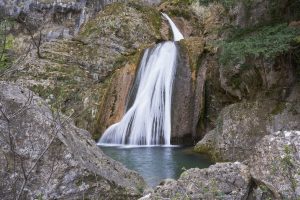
0,82,146,200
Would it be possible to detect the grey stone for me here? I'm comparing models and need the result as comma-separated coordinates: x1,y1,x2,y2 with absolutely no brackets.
140,162,251,200
0,81,146,200
195,83,300,162
249,130,300,199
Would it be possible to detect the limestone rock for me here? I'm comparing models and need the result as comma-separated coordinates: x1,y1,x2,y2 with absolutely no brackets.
97,62,139,137
195,83,300,162
195,100,275,161
140,162,251,200
2,2,162,138
0,82,146,200
249,130,300,199
170,37,206,144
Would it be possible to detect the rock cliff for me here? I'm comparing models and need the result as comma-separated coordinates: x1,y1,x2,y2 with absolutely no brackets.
0,81,146,199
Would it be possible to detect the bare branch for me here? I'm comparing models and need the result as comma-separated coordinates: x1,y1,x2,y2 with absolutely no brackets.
16,15,44,58
16,136,55,200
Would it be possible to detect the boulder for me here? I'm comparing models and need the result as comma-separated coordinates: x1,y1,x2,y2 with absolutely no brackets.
194,99,276,161
195,83,300,162
249,130,300,199
140,162,251,200
0,82,146,199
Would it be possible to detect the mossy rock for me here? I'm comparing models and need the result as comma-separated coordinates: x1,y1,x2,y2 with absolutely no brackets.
79,2,162,44
194,130,221,162
179,37,205,73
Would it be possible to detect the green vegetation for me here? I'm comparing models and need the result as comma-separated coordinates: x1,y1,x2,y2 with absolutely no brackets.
271,102,286,115
281,144,294,169
0,19,14,71
198,0,244,8
166,0,253,9
128,2,162,35
163,0,195,6
219,23,300,66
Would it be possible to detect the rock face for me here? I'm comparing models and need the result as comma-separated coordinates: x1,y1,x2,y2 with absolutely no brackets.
97,62,139,135
0,82,146,199
248,130,300,199
141,162,251,200
195,83,300,162
195,100,277,161
171,37,206,144
2,2,162,138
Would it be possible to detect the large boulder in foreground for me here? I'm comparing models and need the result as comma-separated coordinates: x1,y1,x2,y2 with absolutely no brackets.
141,162,251,200
248,130,300,199
0,82,146,199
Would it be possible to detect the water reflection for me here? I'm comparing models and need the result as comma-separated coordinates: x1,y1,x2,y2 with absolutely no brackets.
100,146,213,187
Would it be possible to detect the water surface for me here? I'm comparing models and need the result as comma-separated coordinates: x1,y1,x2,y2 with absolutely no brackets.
100,146,213,187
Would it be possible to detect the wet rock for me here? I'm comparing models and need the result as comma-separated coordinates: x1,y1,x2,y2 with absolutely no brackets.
140,162,251,200
171,37,205,144
0,82,146,199
97,62,139,137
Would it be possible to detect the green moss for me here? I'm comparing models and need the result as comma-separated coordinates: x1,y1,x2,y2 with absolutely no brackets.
128,2,162,35
163,0,195,6
179,38,205,73
280,144,295,172
75,179,83,187
230,74,242,89
168,8,192,20
194,143,220,162
197,0,253,10
271,102,286,115
295,35,300,44
80,2,161,40
0,20,15,71
219,24,300,66
37,194,44,200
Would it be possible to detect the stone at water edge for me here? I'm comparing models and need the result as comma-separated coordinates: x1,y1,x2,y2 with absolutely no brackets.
139,162,251,199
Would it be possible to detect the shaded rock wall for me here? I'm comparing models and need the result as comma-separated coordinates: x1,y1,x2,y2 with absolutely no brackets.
195,56,299,161
171,37,207,144
171,42,194,144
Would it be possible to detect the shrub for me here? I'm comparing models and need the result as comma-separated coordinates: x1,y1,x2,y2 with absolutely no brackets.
219,23,300,66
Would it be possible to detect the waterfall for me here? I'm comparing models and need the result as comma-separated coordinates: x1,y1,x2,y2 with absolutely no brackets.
98,13,183,146
161,13,184,41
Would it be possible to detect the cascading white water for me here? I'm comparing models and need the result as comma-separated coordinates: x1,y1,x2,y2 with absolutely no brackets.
161,13,184,41
98,13,184,146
